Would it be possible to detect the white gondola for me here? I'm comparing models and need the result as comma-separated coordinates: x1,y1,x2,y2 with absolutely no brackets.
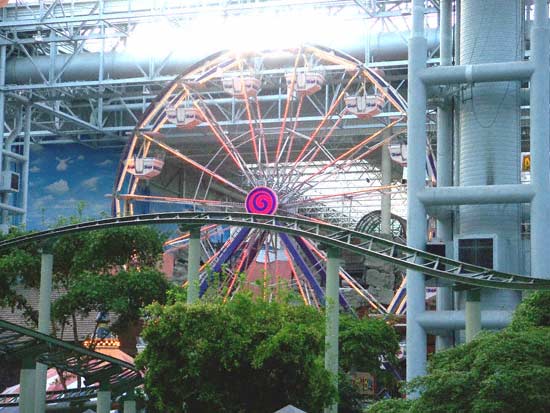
344,95,385,119
127,157,164,179
222,77,261,98
166,106,205,129
389,143,407,166
285,71,325,96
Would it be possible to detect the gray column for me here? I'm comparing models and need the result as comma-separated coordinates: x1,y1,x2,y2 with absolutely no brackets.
19,357,36,413
35,253,53,413
324,247,341,413
380,137,392,235
406,0,428,387
435,0,454,351
465,289,481,342
21,105,31,225
530,0,550,280
0,45,6,234
96,383,111,413
123,394,137,413
458,0,522,312
187,226,201,304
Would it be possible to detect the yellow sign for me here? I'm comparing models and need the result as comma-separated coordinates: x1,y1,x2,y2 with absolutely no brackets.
522,153,531,172
350,372,377,396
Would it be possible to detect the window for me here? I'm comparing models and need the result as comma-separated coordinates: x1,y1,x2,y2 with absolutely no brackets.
458,238,493,268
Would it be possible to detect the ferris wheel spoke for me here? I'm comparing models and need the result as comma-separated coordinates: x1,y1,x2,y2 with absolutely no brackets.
281,245,309,305
285,185,400,207
141,133,248,195
290,70,360,168
294,128,403,200
287,118,402,197
181,88,255,183
275,49,303,162
284,95,304,165
254,97,269,166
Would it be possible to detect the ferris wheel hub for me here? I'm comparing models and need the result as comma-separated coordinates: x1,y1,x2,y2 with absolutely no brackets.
245,186,279,215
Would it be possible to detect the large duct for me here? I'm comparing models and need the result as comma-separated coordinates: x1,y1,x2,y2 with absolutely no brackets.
458,0,522,310
5,29,439,85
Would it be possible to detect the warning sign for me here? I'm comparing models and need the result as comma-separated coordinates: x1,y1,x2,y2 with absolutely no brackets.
522,153,531,172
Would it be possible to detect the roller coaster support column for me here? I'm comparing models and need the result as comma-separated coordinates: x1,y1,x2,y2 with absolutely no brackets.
465,289,481,342
187,226,201,304
530,0,550,281
380,130,391,235
97,382,111,413
435,0,454,352
406,0,428,389
19,357,36,413
35,251,53,413
324,247,341,413
124,392,137,413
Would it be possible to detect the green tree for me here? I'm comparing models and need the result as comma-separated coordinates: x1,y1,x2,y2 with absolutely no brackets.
368,291,550,413
0,228,41,323
137,293,399,413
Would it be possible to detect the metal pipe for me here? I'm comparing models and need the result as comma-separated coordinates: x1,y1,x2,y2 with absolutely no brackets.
187,226,201,304
0,45,6,233
530,0,550,280
35,253,53,413
5,29,440,84
416,308,511,331
418,184,535,206
0,202,25,214
380,134,391,234
435,0,454,352
419,61,534,85
324,246,341,413
21,105,31,225
406,0,428,387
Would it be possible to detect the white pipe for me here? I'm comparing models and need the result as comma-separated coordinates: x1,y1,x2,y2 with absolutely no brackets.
420,61,534,85
416,309,511,332
418,184,535,206
5,29,440,84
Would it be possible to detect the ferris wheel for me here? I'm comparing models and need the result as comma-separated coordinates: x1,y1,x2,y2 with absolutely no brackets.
113,45,410,311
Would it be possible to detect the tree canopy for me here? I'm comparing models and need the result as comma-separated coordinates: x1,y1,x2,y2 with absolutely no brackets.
137,293,399,413
368,290,550,413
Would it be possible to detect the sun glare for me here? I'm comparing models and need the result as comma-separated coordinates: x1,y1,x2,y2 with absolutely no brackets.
125,10,366,59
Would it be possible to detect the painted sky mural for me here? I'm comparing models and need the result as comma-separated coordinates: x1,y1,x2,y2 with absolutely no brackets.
27,144,121,230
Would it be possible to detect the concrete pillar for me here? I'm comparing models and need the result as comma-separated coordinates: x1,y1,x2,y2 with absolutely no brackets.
123,393,137,413
35,253,53,413
406,0,428,388
530,0,550,280
19,357,36,413
380,137,392,235
96,383,111,413
324,247,341,413
465,289,481,342
435,0,454,351
187,226,201,304
0,45,7,234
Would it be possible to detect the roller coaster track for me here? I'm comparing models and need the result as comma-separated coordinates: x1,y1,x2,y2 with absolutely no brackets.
1,211,549,291
0,319,142,406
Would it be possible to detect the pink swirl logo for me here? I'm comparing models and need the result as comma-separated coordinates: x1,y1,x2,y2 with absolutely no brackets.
245,187,278,215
